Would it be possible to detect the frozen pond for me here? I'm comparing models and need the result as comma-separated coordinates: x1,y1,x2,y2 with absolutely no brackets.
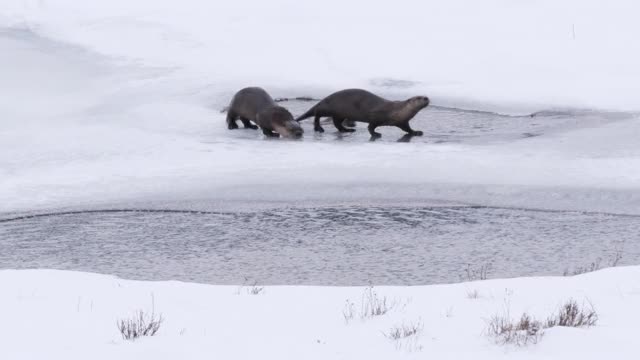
1,205,637,285
2,26,640,286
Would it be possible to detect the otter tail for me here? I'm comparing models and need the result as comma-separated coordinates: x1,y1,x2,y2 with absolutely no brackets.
295,105,317,122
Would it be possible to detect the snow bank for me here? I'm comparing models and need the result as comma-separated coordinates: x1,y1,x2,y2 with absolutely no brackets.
2,0,640,112
0,267,638,359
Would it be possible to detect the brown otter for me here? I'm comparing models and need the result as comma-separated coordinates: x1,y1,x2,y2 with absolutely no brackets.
227,87,303,138
295,89,430,138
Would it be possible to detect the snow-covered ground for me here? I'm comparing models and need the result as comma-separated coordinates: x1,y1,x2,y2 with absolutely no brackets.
4,0,640,111
1,267,639,359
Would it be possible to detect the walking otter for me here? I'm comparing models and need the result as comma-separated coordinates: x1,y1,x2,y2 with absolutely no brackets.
227,87,303,138
296,89,430,138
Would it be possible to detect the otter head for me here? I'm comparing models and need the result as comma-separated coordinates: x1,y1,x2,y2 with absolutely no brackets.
392,96,431,122
269,106,304,139
408,96,430,110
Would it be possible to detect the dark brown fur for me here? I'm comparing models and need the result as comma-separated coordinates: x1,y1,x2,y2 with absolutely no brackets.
296,89,430,138
227,87,303,138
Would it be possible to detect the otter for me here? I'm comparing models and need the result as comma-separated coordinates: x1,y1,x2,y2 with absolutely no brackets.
227,87,303,138
295,89,430,138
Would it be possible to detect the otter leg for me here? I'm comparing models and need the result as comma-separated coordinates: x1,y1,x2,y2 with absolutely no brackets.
226,111,239,130
240,117,258,130
343,119,356,128
333,117,356,133
397,123,423,136
368,123,382,138
262,128,280,137
314,115,325,133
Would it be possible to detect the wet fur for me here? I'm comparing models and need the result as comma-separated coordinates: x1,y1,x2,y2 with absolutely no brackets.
227,87,303,138
296,89,430,138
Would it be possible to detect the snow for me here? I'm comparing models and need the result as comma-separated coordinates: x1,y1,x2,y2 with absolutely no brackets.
0,267,639,359
2,0,640,214
3,0,640,112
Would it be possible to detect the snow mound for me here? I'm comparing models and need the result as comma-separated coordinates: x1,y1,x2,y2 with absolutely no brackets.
0,267,638,359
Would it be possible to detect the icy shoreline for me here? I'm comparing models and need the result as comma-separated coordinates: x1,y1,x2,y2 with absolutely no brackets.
1,267,638,359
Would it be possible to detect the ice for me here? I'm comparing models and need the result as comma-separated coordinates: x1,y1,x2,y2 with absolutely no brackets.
2,18,640,214
5,0,640,111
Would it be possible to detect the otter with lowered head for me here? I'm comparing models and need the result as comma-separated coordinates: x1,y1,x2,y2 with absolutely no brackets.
227,87,303,138
296,89,430,138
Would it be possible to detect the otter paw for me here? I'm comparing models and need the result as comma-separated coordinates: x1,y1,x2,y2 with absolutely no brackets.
245,124,259,130
228,124,239,130
314,126,325,133
412,131,424,136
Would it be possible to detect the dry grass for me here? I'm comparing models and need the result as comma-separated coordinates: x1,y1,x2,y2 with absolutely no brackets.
563,257,603,276
610,250,623,267
237,277,265,295
342,300,356,323
487,299,598,346
117,310,163,341
487,313,544,346
247,285,264,295
445,306,454,318
343,287,396,323
466,289,481,299
563,249,624,276
461,263,492,281
545,299,598,328
360,286,393,319
384,320,424,340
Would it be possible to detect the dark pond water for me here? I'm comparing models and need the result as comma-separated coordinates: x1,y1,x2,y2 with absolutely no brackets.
1,205,637,285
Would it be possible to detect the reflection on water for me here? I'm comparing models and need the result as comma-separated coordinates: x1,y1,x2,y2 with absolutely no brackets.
1,206,637,285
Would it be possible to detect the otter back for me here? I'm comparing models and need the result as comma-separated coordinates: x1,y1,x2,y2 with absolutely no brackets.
226,87,303,138
295,88,430,138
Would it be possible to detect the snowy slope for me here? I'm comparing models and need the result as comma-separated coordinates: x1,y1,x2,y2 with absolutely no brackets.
3,0,640,112
0,267,639,360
